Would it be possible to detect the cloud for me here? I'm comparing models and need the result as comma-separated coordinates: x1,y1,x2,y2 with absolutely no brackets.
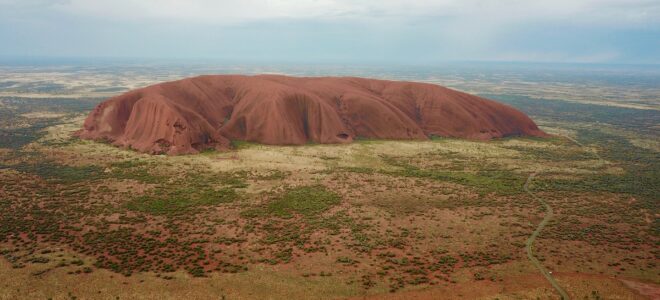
3,0,659,27
0,0,658,63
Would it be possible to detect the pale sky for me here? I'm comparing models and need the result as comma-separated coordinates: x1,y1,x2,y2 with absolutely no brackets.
1,0,659,64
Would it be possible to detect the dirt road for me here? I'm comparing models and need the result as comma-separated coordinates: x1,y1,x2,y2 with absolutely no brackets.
524,172,570,300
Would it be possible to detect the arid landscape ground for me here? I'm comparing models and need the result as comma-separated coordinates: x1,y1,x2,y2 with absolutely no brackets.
0,63,658,299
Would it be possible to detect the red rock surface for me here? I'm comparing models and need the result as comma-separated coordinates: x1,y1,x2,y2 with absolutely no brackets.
76,75,547,155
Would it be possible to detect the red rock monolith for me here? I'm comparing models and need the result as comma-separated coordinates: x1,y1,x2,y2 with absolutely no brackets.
76,75,547,154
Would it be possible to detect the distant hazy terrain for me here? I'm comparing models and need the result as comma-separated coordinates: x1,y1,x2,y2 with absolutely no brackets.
0,62,658,299
1,61,658,110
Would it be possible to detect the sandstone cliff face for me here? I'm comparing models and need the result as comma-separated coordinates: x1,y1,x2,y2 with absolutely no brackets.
77,75,546,155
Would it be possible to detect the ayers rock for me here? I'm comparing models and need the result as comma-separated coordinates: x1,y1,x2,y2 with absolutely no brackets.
76,75,547,155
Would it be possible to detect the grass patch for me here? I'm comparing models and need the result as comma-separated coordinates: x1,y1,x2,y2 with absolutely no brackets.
109,159,164,183
504,144,593,161
538,128,659,209
245,185,341,219
230,140,258,149
380,155,524,195
126,186,238,216
8,161,105,184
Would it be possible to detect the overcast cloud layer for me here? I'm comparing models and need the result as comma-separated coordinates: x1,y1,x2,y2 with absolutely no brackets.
1,0,659,64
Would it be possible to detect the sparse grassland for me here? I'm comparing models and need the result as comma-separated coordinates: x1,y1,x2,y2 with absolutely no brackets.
0,95,658,299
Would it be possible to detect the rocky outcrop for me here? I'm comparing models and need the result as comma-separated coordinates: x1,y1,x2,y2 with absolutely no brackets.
77,75,546,154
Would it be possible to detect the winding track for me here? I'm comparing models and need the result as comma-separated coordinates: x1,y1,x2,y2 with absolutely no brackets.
524,172,570,300
523,135,608,299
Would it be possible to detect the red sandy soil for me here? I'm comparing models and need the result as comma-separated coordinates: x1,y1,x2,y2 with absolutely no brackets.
77,75,547,155
351,273,658,300
620,279,660,299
